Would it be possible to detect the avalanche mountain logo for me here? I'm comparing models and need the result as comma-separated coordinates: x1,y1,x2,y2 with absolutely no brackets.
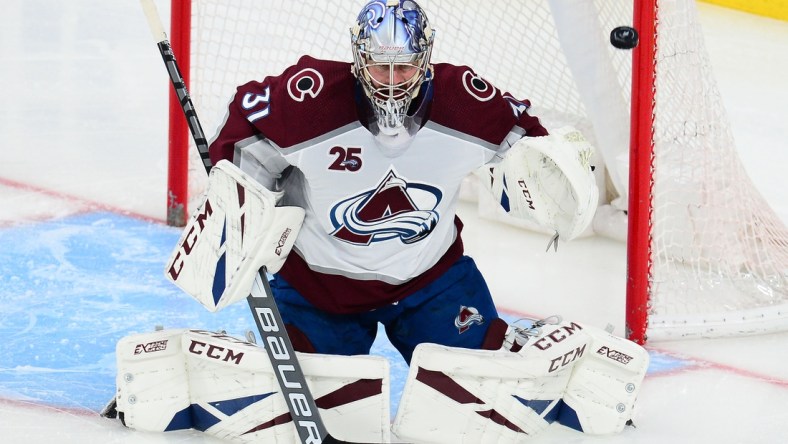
329,169,442,245
455,306,485,334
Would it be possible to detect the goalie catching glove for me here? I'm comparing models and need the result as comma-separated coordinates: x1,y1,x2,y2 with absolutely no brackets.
484,126,599,241
164,160,305,312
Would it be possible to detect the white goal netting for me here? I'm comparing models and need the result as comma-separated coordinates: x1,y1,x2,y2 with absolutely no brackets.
178,0,788,340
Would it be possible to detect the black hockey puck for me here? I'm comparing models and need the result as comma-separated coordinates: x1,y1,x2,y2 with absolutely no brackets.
610,26,639,50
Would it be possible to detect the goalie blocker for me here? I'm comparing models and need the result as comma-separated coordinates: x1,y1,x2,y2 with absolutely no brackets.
164,160,305,312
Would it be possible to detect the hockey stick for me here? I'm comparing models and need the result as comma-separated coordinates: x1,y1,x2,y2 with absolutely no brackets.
139,1,350,443
140,0,211,174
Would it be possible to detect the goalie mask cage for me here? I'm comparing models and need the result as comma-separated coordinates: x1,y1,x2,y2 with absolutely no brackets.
165,0,788,343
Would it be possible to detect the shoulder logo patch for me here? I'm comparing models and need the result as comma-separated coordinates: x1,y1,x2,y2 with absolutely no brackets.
462,70,497,102
287,68,324,102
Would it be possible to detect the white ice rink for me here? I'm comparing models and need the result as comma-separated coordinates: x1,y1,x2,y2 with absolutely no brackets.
1,1,787,443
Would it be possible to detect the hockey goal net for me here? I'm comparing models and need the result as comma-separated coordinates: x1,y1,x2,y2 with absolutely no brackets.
166,0,788,343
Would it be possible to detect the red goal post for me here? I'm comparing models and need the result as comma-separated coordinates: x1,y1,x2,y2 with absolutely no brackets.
165,0,192,227
627,0,658,344
165,0,788,343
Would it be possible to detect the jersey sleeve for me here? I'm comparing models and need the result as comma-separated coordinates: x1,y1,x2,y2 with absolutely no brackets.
226,56,358,149
208,56,359,187
490,91,549,164
208,93,261,165
507,96,549,138
428,63,548,159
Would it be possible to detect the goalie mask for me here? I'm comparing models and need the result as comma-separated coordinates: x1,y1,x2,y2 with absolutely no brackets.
351,0,434,152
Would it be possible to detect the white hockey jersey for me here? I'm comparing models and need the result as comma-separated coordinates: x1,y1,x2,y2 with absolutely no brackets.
209,56,547,313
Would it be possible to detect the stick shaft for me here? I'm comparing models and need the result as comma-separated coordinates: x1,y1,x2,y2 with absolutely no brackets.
140,1,336,441
248,269,331,442
140,0,211,174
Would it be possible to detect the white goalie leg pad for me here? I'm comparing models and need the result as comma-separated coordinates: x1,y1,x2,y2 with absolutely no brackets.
164,159,305,312
182,329,390,443
557,326,649,434
116,329,390,443
114,328,191,431
393,320,592,443
484,126,598,240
